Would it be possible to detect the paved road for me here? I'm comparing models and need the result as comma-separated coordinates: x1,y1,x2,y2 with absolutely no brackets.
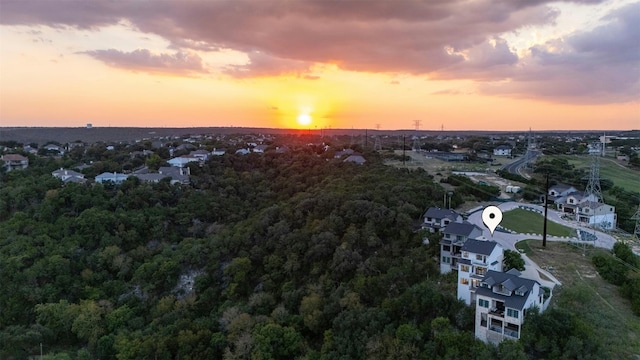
467,201,618,288
501,150,540,176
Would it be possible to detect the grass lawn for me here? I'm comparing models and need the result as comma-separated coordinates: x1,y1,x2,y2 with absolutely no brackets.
501,208,575,237
518,240,640,358
555,155,639,192
515,239,533,255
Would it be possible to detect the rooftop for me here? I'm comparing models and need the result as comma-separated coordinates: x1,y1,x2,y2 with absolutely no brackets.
461,239,500,256
444,221,481,237
476,269,539,310
424,207,460,220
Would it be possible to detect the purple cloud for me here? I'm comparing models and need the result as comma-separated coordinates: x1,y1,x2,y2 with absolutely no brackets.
481,2,640,103
3,0,635,104
82,49,207,75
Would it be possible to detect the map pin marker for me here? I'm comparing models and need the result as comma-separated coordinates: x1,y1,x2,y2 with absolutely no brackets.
482,206,503,236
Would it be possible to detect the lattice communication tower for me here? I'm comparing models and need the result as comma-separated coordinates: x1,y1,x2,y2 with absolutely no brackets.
584,149,604,204
632,205,640,241
374,124,382,151
412,120,422,152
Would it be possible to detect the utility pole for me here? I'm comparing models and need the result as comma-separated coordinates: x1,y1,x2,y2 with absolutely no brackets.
402,135,406,166
365,129,368,149
542,173,549,247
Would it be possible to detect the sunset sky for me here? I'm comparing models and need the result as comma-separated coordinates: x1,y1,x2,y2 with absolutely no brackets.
1,0,638,130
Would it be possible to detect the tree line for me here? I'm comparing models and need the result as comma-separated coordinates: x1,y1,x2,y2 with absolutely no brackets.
0,147,620,359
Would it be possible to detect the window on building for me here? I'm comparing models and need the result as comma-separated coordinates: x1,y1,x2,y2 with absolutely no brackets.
445,233,451,239
462,251,469,258
460,265,469,272
460,278,469,285
443,245,451,252
481,313,487,327
442,256,450,263
478,299,489,308
507,309,519,318
476,267,486,276
427,217,432,222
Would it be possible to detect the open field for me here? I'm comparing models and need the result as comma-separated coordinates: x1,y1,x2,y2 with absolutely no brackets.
385,151,523,194
517,240,640,357
502,208,575,237
550,155,639,192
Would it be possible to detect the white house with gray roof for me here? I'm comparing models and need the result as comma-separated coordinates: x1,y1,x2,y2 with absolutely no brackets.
95,172,129,184
576,201,617,229
423,207,462,233
457,239,504,305
440,221,484,274
52,168,86,184
475,269,551,344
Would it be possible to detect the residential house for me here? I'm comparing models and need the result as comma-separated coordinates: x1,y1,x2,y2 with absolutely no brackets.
440,222,484,274
95,172,129,184
545,184,578,206
457,240,504,305
51,168,86,184
43,144,64,155
492,145,512,156
235,148,251,155
2,154,29,171
23,145,38,155
176,143,196,152
131,173,170,183
168,155,199,168
422,207,462,233
552,187,617,229
557,191,597,214
253,145,269,153
576,201,617,229
158,166,190,185
189,149,211,162
334,149,355,158
276,146,290,154
548,184,578,198
343,154,366,165
211,148,227,156
475,269,550,344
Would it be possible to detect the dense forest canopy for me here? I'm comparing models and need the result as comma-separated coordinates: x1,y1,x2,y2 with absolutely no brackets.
0,146,624,359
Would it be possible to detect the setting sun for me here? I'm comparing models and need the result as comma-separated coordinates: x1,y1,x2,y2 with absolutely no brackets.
297,113,312,127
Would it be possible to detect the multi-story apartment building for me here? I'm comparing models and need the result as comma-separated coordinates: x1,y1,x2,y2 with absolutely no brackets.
440,221,483,274
457,239,504,305
475,269,551,344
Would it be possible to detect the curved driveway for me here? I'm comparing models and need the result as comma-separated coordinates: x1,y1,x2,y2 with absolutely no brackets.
467,202,618,288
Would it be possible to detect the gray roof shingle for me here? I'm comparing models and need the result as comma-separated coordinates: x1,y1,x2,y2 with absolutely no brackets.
443,221,481,237
476,270,539,310
461,239,499,255
424,207,460,220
